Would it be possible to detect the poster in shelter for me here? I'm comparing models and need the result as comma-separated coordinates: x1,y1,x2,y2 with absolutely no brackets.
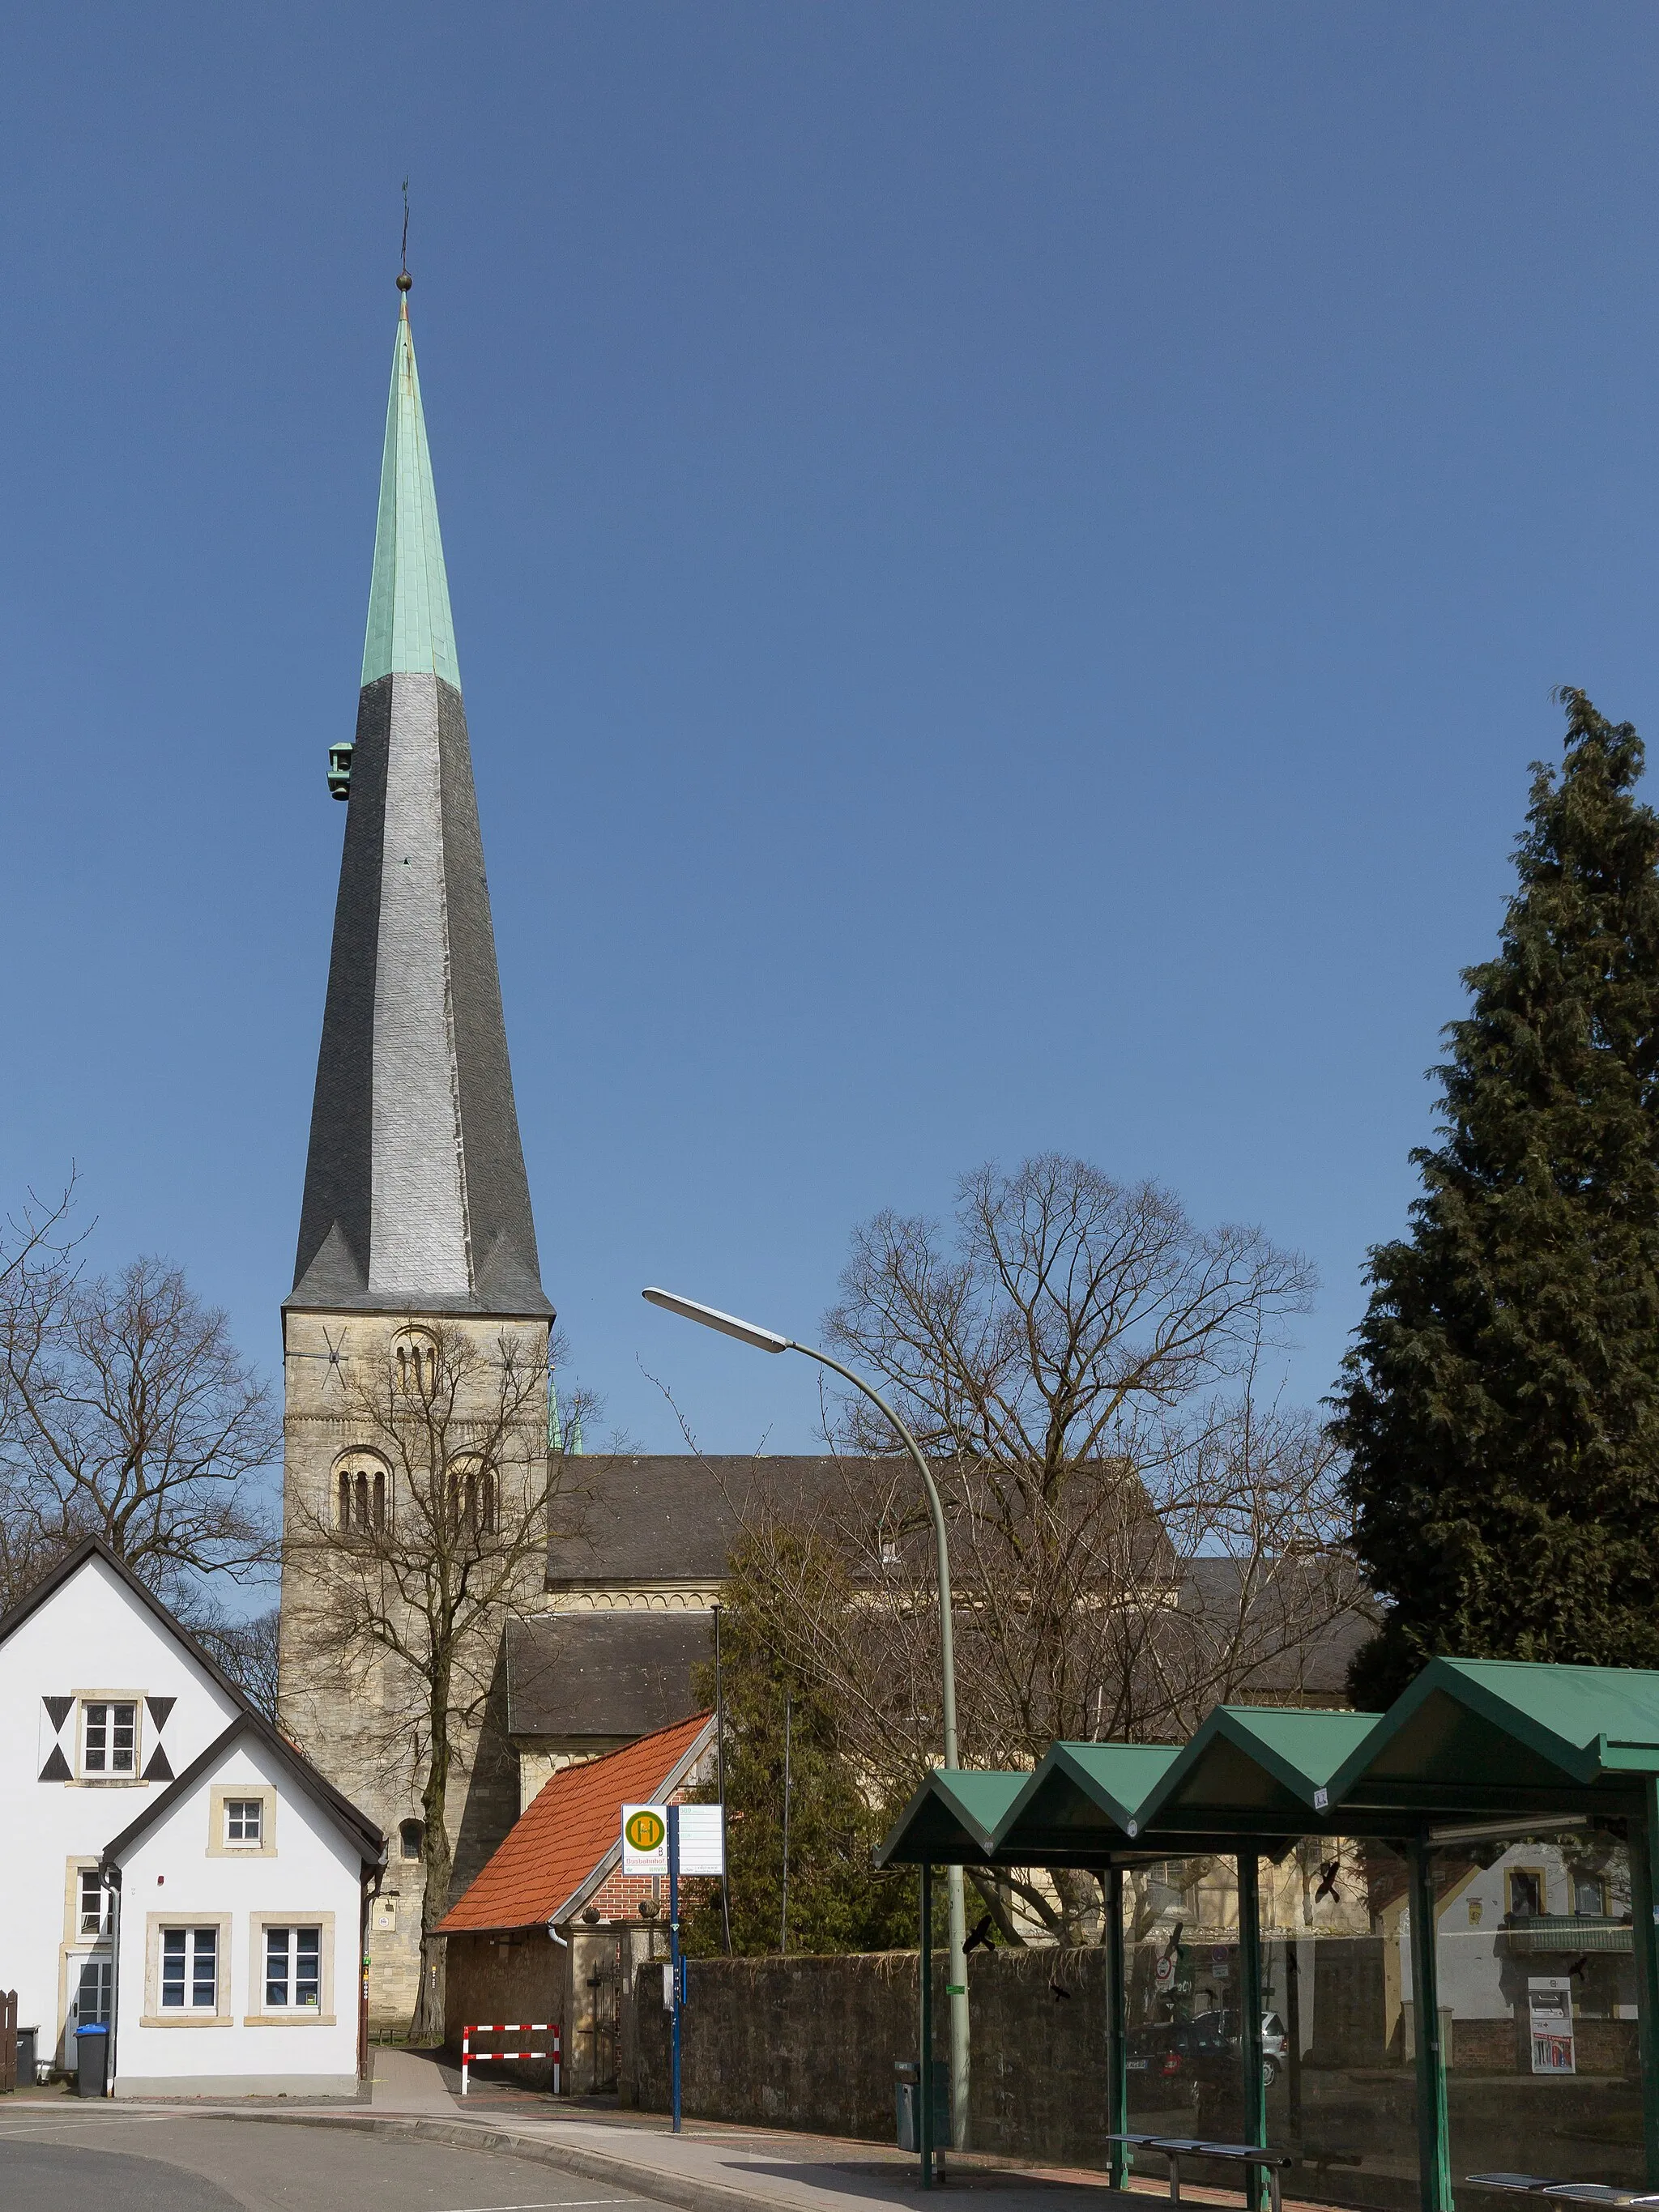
1528,1977,1576,2075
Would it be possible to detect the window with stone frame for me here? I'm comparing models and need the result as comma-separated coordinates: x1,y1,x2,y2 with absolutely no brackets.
224,1796,263,1848
80,1699,137,1777
79,1866,112,1936
160,1926,219,2010
263,1924,322,2010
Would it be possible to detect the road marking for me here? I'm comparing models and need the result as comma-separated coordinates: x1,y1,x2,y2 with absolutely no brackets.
0,2113,177,2129
434,2201,644,2211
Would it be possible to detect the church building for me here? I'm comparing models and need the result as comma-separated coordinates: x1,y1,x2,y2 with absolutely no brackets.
278,281,1362,2039
277,280,742,2028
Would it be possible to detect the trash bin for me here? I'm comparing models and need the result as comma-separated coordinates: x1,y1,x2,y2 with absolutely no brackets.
894,2059,949,2150
75,2026,109,2099
15,2029,36,2087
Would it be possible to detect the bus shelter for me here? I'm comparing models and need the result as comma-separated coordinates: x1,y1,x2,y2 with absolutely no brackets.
877,1660,1659,2211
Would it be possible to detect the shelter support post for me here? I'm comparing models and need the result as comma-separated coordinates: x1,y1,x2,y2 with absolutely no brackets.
1107,1865,1129,2191
1406,1835,1452,2212
1239,1852,1269,2212
1629,1777,1659,2188
919,1862,934,2190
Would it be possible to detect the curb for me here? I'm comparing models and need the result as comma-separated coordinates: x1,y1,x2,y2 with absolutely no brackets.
226,2108,897,2212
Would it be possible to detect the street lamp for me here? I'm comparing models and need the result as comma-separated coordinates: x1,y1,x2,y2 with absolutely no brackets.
642,1286,972,2148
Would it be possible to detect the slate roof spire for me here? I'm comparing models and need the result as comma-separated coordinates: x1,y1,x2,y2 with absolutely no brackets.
289,285,551,1320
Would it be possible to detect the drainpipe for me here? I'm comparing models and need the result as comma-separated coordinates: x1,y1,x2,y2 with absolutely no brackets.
358,1868,378,2080
101,1863,122,2097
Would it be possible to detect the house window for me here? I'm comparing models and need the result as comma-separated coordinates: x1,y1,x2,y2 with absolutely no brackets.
264,1926,322,2009
224,1798,263,1848
1507,1868,1546,1919
1573,1873,1607,1917
82,1700,137,1776
399,1818,424,1860
79,1868,111,1936
160,1927,218,2010
75,1958,112,2028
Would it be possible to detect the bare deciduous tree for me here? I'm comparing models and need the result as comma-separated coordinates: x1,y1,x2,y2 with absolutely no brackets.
190,1601,283,1720
715,1155,1367,1944
1,1213,279,1609
283,1319,591,2037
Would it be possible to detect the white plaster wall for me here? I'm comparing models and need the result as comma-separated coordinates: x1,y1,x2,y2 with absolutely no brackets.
0,1558,241,2066
1400,1843,1620,2020
113,1734,363,2095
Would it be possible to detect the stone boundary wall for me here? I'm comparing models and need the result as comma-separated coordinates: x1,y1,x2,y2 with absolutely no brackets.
626,1942,1643,2197
629,1946,1120,2162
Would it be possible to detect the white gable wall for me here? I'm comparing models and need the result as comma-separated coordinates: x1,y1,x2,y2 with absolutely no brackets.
111,1733,365,2098
0,1555,241,2069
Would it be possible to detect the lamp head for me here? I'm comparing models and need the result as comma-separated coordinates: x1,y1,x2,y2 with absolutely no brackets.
642,1287,791,1354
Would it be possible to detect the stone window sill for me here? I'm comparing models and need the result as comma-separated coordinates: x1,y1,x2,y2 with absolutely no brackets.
139,2013,232,2029
241,2012,337,2027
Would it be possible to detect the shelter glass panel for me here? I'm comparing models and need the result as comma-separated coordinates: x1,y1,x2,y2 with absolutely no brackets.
1431,1826,1640,2195
1257,1839,1418,2212
1124,1855,1248,2149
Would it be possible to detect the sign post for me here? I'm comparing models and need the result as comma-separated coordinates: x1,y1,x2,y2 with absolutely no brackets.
621,1799,724,2137
668,1802,683,2134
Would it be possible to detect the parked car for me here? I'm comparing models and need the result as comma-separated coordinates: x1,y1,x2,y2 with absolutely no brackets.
1126,2011,1287,2095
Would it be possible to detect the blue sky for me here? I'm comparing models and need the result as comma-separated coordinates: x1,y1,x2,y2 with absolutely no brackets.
3,4,1658,1498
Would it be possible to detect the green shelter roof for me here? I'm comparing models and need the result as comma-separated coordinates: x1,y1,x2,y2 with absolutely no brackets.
876,1770,1028,1869
1326,1656,1659,1815
989,1742,1183,1864
871,1661,1659,1878
361,298,461,690
1129,1707,1380,1839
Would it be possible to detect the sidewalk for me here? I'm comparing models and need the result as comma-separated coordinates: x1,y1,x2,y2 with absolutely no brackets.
224,2049,1324,2212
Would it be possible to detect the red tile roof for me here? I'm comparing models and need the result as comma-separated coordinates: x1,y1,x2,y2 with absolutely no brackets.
437,1711,714,1934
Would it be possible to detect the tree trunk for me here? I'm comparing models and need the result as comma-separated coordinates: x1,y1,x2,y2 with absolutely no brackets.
412,1678,454,2042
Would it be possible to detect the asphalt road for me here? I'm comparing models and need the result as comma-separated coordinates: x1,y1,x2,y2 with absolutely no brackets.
0,2106,662,2212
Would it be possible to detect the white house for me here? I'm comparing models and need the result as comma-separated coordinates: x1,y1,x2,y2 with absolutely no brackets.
0,1537,383,2097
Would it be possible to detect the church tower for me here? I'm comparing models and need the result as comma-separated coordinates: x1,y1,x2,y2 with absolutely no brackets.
279,281,552,2025
289,283,549,1323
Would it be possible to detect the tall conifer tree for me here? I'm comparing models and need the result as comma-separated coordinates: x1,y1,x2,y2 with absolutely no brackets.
1338,691,1659,1707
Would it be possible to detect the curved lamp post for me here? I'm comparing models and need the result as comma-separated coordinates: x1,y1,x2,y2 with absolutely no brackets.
642,1286,971,2150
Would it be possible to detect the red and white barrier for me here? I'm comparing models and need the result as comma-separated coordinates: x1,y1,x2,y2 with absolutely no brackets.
461,2022,561,2096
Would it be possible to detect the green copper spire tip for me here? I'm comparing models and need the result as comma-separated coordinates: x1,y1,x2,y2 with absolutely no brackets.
361,298,461,690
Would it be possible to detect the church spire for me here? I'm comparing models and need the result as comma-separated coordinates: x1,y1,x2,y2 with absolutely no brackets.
288,285,551,1321
361,296,460,691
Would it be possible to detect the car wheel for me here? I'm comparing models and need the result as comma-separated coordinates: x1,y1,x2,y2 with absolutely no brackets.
1261,2057,1279,2089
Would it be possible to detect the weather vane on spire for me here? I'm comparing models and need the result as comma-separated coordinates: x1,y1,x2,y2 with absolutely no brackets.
398,177,412,293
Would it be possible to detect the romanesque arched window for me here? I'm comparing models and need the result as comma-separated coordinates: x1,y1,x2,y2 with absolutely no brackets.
446,1455,498,1540
392,1327,438,1397
334,1452,390,1534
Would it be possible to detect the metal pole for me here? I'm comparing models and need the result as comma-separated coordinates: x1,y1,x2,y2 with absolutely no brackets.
714,1606,733,1957
669,1804,683,2135
1106,1864,1129,2191
787,1343,970,2147
1406,1834,1452,2212
1239,1851,1268,2212
1628,1779,1659,2187
780,1690,792,1956
919,1861,935,2190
